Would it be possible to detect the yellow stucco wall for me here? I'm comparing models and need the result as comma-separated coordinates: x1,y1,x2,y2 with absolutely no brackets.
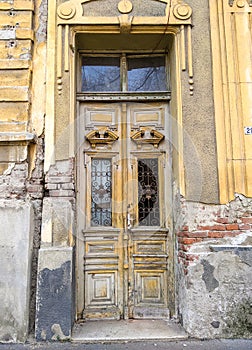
210,0,252,202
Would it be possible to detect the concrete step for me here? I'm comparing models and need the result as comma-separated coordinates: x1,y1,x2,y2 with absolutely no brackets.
72,319,188,343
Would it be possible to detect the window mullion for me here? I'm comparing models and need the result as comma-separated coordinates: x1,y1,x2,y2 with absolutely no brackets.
121,53,128,92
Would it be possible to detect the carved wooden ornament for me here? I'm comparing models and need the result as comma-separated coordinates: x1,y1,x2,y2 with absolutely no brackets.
131,128,164,148
86,128,119,148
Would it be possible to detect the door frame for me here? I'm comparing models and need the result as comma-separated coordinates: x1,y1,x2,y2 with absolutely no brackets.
73,30,186,322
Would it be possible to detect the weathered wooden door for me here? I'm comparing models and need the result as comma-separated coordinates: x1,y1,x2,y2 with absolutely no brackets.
77,101,173,320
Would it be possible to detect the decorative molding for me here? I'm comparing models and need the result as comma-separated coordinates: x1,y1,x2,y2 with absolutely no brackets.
86,128,119,148
55,0,194,96
118,0,133,14
173,3,192,20
131,128,164,148
119,14,133,33
57,1,77,19
209,0,252,202
229,0,252,6
0,132,36,146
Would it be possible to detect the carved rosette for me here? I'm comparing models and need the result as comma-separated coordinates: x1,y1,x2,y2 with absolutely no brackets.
57,1,76,20
173,3,192,20
118,0,133,14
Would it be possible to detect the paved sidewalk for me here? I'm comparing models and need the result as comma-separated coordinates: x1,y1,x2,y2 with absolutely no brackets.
0,339,252,350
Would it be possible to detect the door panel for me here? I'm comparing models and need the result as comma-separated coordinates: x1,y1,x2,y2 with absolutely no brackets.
83,230,121,320
129,229,169,319
77,102,171,320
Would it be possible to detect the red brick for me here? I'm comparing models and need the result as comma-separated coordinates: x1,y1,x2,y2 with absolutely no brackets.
179,238,197,245
178,244,190,252
187,231,208,238
186,254,199,261
241,217,252,224
216,217,229,224
224,231,240,237
177,232,185,237
239,224,251,230
208,231,225,238
242,212,251,217
225,224,239,230
182,225,189,231
211,224,226,231
198,224,226,231
178,251,186,259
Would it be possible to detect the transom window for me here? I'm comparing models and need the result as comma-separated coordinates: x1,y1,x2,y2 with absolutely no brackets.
81,54,168,92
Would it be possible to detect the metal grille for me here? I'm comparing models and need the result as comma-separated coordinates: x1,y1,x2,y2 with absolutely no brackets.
91,159,112,226
138,159,160,226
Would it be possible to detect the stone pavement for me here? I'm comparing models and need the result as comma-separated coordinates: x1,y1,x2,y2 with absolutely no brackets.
0,339,252,350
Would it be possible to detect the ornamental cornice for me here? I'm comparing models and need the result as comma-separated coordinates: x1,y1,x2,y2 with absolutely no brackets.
229,0,252,7
56,0,192,26
55,0,194,95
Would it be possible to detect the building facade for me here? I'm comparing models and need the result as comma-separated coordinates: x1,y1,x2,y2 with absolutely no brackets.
0,0,252,342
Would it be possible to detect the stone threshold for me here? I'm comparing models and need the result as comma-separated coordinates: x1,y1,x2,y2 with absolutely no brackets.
72,319,188,343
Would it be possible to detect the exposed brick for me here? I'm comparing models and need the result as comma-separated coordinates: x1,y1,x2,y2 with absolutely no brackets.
49,189,75,197
239,224,251,230
46,175,72,184
225,223,239,230
177,232,184,237
216,217,229,224
198,224,226,231
26,184,43,193
179,238,197,245
208,231,225,238
179,238,202,245
178,244,190,252
61,183,74,190
224,230,240,237
178,251,187,259
45,183,58,190
186,231,208,238
186,254,199,262
241,217,252,224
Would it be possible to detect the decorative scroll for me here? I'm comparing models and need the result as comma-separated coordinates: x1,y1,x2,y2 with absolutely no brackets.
91,158,112,226
138,159,160,226
131,128,164,148
86,128,119,148
56,0,194,95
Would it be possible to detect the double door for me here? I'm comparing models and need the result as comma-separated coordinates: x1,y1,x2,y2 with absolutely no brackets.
77,101,173,320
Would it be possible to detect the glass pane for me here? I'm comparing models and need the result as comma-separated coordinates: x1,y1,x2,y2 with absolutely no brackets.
138,159,160,226
128,56,167,92
91,159,112,226
82,56,120,92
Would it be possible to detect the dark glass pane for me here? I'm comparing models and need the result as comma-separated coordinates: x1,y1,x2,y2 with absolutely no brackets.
138,159,160,226
91,159,112,226
82,56,120,92
128,56,167,92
